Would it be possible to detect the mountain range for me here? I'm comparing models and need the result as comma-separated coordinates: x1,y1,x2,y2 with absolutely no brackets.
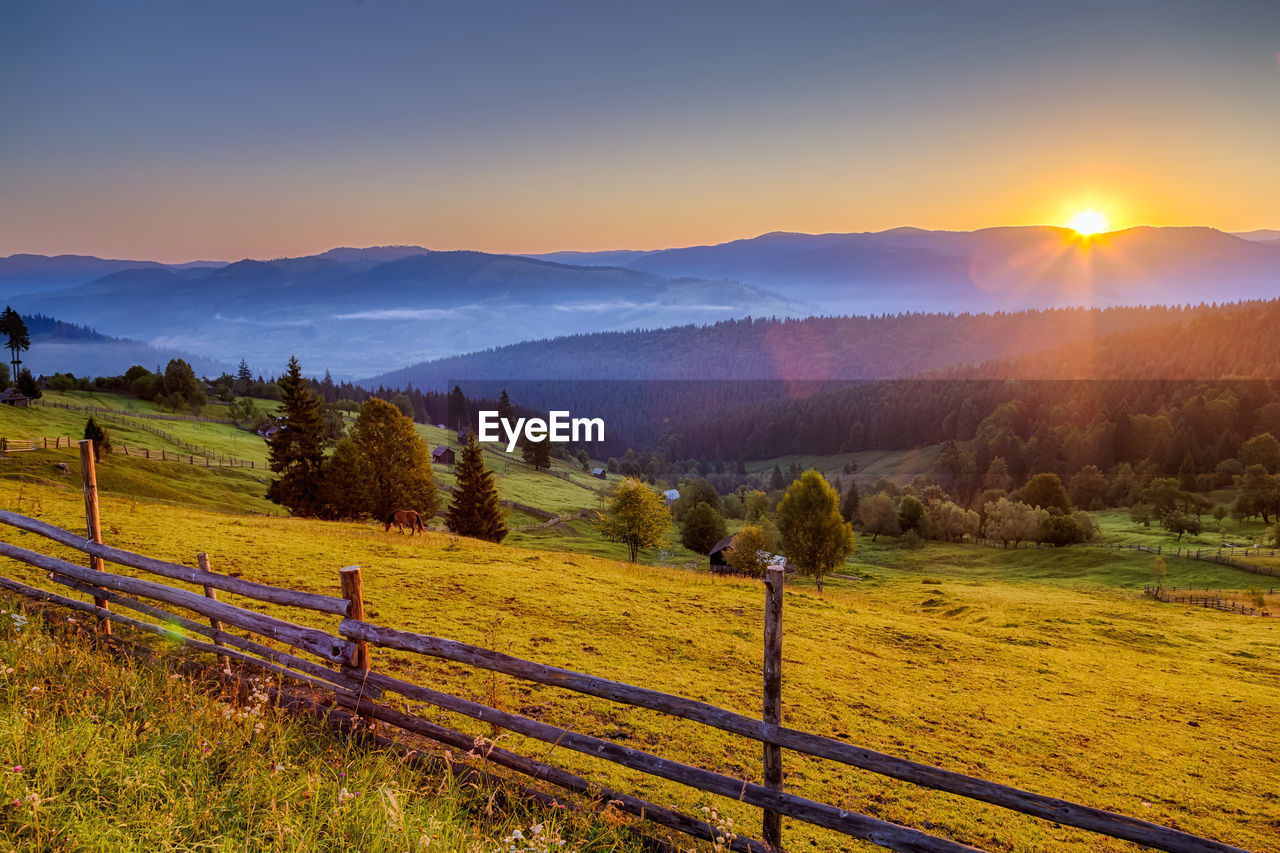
1,224,1277,381
530,226,1280,314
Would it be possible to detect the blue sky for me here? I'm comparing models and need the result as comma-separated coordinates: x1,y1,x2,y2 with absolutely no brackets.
3,1,1277,260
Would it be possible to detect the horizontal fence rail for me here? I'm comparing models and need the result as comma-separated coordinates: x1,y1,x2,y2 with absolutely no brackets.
29,399,259,467
35,398,237,425
0,509,346,615
0,436,73,452
0,492,1256,853
1086,541,1280,579
337,620,1250,853
1144,586,1268,615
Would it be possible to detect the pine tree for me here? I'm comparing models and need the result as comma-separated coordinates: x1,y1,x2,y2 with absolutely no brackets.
840,479,861,522
267,356,328,515
83,417,110,462
497,389,513,422
235,359,253,395
446,434,507,542
448,385,468,431
16,368,40,400
1,307,30,380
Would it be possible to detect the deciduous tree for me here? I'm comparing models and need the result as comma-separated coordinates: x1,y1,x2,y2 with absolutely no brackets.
983,497,1047,548
1021,472,1071,512
596,478,672,562
681,502,727,554
776,470,854,591
346,397,439,522
859,492,899,541
724,524,775,577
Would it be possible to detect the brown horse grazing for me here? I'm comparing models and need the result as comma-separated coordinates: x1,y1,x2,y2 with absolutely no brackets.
385,509,424,534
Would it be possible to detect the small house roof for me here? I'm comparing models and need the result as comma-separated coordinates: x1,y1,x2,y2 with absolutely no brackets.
662,488,680,501
592,467,606,475
709,535,735,555
0,387,28,402
431,445,452,458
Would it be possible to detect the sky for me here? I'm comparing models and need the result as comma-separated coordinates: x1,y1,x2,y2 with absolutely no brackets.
2,0,1278,262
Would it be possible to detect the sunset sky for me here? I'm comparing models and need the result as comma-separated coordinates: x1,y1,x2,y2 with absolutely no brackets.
2,0,1278,262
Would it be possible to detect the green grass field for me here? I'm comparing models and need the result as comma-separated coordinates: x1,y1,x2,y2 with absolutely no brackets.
746,446,942,488
0,472,1276,851
0,390,271,466
0,605,645,852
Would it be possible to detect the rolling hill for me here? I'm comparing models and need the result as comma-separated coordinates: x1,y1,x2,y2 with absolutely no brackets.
9,251,803,379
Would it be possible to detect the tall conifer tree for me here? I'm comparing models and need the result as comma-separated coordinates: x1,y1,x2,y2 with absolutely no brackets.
267,356,327,515
446,434,507,542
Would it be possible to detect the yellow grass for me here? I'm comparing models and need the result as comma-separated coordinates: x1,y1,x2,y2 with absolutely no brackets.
0,475,1276,851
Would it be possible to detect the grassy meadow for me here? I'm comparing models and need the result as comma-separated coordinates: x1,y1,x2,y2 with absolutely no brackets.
0,605,646,852
0,390,272,466
0,467,1276,852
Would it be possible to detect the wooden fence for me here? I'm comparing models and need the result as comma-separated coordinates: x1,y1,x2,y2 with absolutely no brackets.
2,424,258,469
35,398,237,425
1143,586,1269,616
0,436,73,452
1086,542,1280,579
114,444,257,468
40,401,257,467
0,441,1254,853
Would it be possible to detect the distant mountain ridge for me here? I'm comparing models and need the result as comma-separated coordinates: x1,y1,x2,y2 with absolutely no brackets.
5,224,1279,380
523,225,1280,314
366,302,1232,388
7,249,802,378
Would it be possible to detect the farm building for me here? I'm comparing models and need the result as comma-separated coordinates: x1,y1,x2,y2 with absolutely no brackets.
592,467,607,479
431,445,455,465
662,488,680,503
708,535,734,569
0,387,30,407
709,536,794,575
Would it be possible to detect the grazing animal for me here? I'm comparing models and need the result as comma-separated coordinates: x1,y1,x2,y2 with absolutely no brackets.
385,509,424,535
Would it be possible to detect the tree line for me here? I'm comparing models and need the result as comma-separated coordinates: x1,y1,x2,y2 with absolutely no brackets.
266,357,506,543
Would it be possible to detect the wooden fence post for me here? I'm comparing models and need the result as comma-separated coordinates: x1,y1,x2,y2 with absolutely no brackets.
340,566,373,726
198,552,233,675
762,565,785,849
78,439,111,636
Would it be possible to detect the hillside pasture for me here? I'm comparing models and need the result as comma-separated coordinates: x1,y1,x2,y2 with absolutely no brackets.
0,479,1275,852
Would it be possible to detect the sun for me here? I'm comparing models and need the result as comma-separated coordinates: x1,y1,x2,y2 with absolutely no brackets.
1066,209,1110,236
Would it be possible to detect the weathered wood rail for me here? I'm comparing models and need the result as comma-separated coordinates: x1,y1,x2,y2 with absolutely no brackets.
0,444,1255,853
0,436,72,452
1085,541,1280,578
1,430,257,468
35,398,237,425
1144,586,1269,616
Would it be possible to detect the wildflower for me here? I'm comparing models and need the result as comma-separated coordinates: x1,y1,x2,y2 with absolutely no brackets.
12,765,22,773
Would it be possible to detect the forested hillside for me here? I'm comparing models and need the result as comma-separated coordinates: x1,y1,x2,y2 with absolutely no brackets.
371,302,1222,386
378,302,1280,503
945,299,1280,379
